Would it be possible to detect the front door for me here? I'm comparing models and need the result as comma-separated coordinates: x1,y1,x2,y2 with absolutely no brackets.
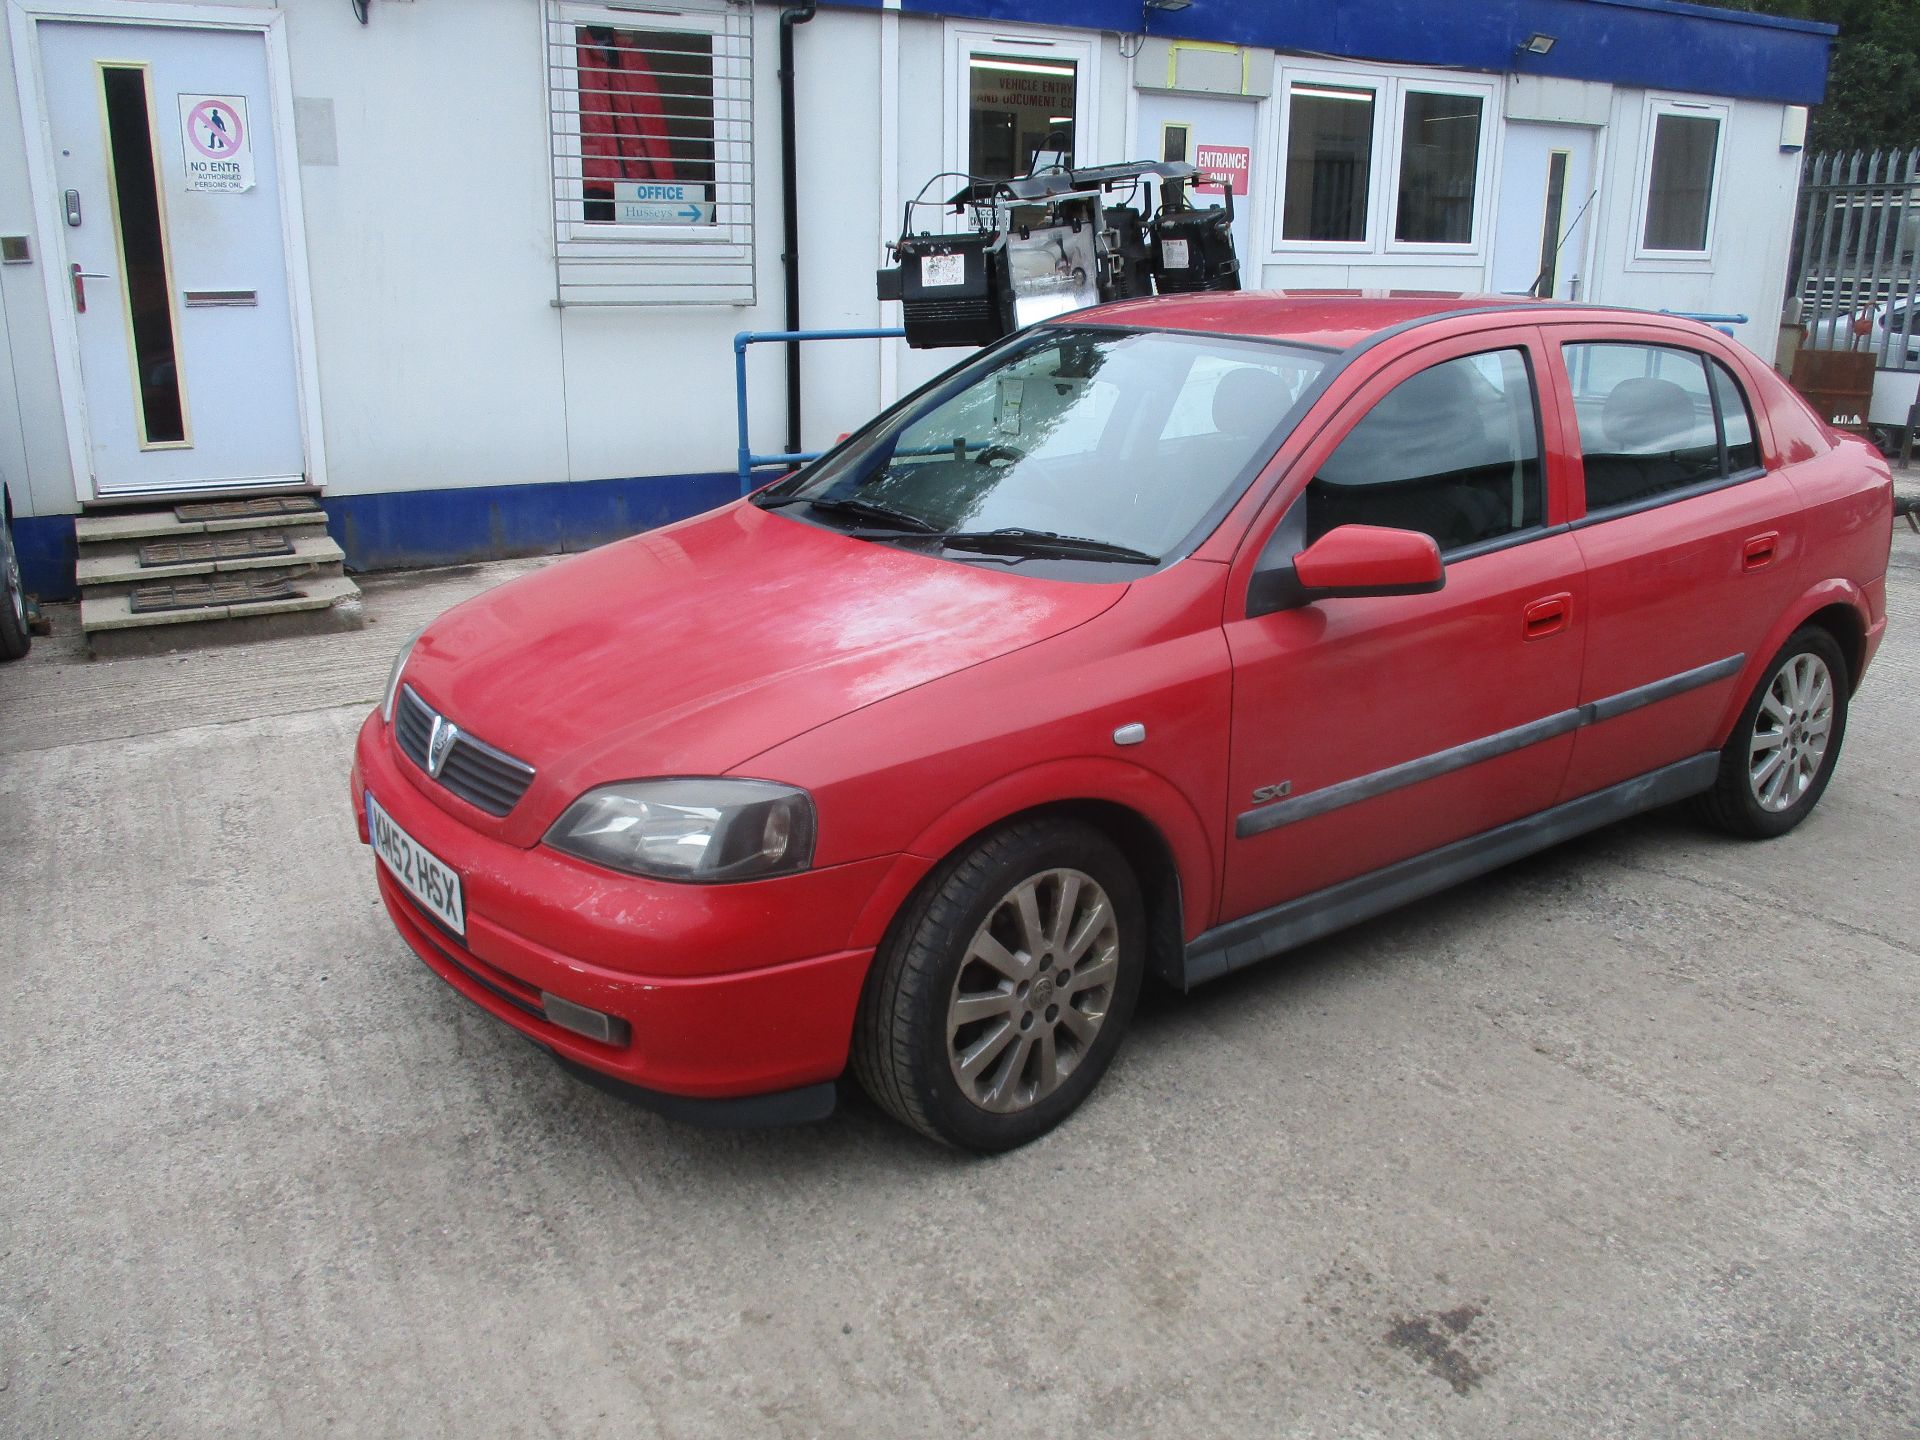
1135,91,1257,266
1220,327,1587,922
1490,123,1597,300
37,20,306,496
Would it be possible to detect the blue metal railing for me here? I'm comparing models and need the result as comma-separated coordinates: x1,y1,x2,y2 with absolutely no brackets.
1661,310,1750,336
733,328,906,494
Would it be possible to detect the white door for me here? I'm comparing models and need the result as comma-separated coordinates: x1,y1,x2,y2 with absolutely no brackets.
38,20,306,496
1135,92,1258,267
1490,123,1597,300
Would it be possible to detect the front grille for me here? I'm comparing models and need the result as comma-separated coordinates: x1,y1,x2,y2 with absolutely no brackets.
394,685,536,817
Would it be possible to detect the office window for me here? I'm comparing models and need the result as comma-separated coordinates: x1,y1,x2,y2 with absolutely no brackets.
1282,84,1374,242
1642,110,1720,252
1395,91,1483,244
545,1,754,305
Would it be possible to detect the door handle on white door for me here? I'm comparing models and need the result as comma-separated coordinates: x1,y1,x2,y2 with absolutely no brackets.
69,263,109,314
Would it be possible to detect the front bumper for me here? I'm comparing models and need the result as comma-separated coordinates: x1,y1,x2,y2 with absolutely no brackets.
352,711,882,1113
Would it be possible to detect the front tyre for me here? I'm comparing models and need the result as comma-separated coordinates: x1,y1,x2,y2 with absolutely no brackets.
1695,626,1849,839
852,818,1144,1152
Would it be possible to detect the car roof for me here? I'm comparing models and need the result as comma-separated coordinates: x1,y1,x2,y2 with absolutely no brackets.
1065,290,1679,351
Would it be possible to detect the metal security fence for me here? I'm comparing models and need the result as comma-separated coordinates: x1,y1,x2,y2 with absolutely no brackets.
1791,147,1920,372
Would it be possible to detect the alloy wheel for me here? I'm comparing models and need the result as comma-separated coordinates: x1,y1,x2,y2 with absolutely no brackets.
1749,652,1834,813
945,867,1120,1114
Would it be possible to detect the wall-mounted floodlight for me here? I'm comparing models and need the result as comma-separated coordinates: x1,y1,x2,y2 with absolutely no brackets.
1145,0,1194,11
1517,32,1557,55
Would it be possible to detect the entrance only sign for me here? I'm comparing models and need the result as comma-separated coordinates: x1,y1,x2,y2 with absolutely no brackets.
1194,144,1250,197
178,94,255,193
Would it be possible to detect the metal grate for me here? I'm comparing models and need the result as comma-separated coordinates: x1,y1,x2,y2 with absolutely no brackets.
1790,147,1920,372
544,0,755,307
394,685,537,818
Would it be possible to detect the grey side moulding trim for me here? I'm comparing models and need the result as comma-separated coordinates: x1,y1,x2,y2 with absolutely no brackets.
1187,751,1722,989
1236,652,1744,839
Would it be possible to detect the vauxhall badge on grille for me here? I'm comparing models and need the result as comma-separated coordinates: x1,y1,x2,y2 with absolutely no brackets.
426,714,460,778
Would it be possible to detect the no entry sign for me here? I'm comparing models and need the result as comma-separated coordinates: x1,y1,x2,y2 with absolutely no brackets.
178,94,255,194
1195,144,1250,196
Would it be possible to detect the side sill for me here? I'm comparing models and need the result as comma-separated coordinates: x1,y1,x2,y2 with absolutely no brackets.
1184,752,1719,989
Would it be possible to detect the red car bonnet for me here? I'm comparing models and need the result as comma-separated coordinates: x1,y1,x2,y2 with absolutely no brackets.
399,500,1127,842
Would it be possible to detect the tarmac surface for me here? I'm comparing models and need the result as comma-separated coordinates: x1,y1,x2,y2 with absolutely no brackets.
3,516,1918,1438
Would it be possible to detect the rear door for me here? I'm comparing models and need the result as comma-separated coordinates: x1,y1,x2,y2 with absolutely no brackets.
1219,326,1588,922
1546,327,1803,800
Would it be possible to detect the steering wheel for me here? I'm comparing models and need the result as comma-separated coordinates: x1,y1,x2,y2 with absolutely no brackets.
971,444,1027,467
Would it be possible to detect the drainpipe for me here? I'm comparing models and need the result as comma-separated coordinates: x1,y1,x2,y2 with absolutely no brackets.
779,3,817,457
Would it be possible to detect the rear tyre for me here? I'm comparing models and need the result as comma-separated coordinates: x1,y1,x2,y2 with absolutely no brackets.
852,817,1144,1152
1693,627,1848,839
0,502,30,662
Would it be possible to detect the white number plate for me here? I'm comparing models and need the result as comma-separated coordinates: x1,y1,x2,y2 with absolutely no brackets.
367,791,465,936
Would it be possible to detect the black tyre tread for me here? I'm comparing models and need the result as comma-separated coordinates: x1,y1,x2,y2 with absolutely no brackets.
1692,626,1848,839
850,816,1126,1148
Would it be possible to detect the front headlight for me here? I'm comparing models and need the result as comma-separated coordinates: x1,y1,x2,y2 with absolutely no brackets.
381,627,425,724
544,779,817,883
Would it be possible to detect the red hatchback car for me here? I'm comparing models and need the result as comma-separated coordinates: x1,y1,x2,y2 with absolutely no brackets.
351,293,1892,1151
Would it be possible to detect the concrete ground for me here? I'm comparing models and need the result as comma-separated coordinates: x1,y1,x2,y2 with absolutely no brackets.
2,515,1918,1439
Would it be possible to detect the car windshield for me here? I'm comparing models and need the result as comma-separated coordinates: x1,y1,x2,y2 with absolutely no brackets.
761,327,1330,561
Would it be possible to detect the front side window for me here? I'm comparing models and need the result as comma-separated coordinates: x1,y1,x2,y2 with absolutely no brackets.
1564,343,1754,511
967,55,1079,179
1641,110,1720,252
1395,91,1483,244
1306,349,1543,554
770,330,1330,562
1282,84,1374,242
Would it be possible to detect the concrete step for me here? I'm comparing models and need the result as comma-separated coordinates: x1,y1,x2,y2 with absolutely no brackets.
76,532,345,587
81,574,364,656
75,502,329,547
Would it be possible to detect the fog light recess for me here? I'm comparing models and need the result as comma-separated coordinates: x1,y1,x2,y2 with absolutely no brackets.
540,992,631,1047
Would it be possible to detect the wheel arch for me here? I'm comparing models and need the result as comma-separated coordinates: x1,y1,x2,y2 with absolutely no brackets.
1714,580,1872,744
846,761,1216,992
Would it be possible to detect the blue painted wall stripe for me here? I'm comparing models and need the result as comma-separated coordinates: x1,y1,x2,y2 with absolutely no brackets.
824,0,1834,106
14,471,739,603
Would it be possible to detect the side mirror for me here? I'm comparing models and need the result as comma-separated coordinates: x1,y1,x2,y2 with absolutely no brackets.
1293,524,1444,599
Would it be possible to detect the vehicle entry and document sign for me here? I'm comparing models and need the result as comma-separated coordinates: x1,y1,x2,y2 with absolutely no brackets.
367,791,466,936
178,95,255,193
614,181,714,224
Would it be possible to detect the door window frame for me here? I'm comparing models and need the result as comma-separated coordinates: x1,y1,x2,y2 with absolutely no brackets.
1539,320,1780,525
7,0,326,503
1229,324,1575,620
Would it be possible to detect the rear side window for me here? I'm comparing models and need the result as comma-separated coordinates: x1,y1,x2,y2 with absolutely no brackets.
1564,342,1757,513
1306,348,1544,554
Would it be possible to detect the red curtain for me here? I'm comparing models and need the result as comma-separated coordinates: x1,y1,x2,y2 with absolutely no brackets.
579,29,675,185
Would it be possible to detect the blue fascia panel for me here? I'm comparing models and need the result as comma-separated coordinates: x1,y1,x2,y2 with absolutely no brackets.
826,0,1832,106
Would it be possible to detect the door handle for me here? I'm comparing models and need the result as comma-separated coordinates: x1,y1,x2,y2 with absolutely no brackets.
69,263,109,314
1742,531,1779,571
1522,592,1572,640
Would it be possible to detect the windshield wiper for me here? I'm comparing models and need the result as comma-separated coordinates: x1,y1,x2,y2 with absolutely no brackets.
756,493,942,533
936,528,1159,564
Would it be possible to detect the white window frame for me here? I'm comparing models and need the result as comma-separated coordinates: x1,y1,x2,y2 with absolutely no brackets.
1383,76,1498,258
1269,62,1498,262
544,0,754,305
1630,94,1726,265
943,22,1101,198
1270,66,1385,255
